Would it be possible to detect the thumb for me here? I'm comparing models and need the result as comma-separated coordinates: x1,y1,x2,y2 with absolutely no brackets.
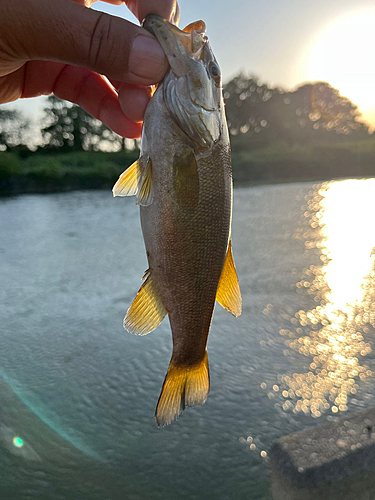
8,0,169,85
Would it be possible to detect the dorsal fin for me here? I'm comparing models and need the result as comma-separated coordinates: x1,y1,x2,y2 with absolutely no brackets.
123,270,167,335
216,240,242,317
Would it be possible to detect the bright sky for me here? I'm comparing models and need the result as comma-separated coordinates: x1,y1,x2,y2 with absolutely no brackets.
4,0,375,128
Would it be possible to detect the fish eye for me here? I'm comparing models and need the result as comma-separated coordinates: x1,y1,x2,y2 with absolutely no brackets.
209,62,220,79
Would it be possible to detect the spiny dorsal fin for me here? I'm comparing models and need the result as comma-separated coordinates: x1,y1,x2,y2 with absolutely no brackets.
156,352,209,426
123,270,167,335
136,158,153,206
112,159,140,197
216,240,242,317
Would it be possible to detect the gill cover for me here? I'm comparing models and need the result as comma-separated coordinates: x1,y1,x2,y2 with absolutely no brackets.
143,15,223,149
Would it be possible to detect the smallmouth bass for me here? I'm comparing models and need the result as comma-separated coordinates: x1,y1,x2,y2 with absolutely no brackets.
113,14,241,426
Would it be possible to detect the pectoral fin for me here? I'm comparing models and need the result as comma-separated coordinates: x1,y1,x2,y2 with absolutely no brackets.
216,240,242,317
124,270,167,335
136,158,153,206
112,159,140,197
112,157,153,206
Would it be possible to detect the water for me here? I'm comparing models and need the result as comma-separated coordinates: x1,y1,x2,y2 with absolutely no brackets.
1,180,375,500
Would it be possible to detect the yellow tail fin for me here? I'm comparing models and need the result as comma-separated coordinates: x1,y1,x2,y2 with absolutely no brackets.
155,352,210,426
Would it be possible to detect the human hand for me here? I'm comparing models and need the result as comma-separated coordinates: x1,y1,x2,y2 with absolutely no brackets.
0,0,179,138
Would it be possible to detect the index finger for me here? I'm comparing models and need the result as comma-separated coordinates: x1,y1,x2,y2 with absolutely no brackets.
74,1,125,6
73,0,179,23
125,0,179,24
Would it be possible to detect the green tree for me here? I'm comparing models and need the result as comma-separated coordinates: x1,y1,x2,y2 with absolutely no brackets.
41,96,128,152
224,74,370,151
0,109,30,150
41,96,85,151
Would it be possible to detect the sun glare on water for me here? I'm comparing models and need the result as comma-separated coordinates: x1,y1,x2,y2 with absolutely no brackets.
274,180,375,417
320,181,375,312
305,10,375,128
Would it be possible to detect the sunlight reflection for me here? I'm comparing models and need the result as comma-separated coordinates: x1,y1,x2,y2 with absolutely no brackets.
321,181,375,310
278,179,375,417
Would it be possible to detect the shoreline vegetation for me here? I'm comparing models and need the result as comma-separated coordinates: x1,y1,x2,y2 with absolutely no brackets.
1,74,375,195
1,139,375,196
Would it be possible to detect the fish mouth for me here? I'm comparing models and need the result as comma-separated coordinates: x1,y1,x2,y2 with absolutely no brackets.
143,14,206,77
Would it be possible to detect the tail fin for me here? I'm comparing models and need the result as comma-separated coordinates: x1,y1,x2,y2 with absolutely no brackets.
155,352,210,426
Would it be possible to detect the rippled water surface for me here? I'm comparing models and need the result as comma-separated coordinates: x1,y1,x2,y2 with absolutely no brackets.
1,180,375,500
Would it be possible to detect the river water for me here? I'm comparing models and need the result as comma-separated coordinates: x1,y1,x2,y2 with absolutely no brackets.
1,179,375,500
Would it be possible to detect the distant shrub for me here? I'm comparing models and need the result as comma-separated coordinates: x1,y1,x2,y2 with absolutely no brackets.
27,157,65,180
232,141,325,167
0,152,22,179
26,150,138,171
93,161,122,180
57,151,104,168
331,140,375,154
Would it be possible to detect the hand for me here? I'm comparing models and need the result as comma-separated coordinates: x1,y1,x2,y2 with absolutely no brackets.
0,0,179,138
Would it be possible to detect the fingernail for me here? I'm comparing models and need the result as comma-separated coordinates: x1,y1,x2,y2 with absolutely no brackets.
129,35,166,81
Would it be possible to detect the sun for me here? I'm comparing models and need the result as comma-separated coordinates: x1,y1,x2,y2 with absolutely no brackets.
305,9,375,128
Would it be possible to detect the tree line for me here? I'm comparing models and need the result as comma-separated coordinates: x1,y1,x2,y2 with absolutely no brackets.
1,75,375,194
0,96,131,154
224,74,371,152
0,74,373,155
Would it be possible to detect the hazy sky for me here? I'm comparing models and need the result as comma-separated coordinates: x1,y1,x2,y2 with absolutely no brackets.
4,0,375,127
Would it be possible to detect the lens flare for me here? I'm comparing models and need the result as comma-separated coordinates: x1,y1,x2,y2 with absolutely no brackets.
13,436,24,448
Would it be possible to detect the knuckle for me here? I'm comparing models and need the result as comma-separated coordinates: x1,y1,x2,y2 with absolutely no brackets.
97,93,112,123
0,72,23,103
74,71,93,106
88,13,116,71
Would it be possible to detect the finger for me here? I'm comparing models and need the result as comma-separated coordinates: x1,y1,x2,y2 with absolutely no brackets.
22,61,142,138
109,78,121,91
0,67,26,104
8,0,168,85
125,0,179,23
97,0,125,4
73,0,124,6
118,83,152,123
172,3,180,25
111,80,154,123
54,66,142,138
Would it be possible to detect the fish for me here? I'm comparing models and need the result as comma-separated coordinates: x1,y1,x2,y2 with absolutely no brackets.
113,14,242,426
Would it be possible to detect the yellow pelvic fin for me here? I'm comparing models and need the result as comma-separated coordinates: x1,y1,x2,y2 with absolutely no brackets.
123,270,167,335
136,158,153,206
155,352,210,426
216,240,242,317
112,159,140,197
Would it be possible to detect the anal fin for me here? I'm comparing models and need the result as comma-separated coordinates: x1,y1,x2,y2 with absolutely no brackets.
124,270,167,335
156,352,209,426
216,240,242,317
